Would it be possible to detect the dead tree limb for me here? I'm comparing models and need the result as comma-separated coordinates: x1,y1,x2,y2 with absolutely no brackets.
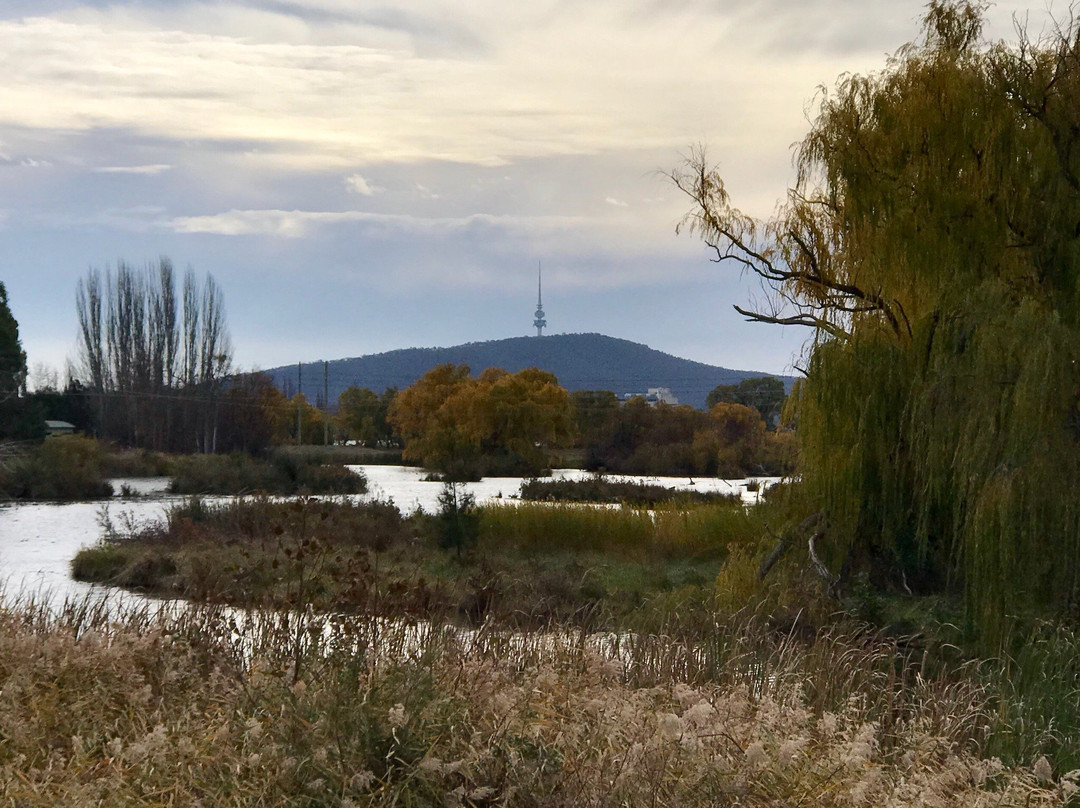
758,512,823,580
807,531,834,584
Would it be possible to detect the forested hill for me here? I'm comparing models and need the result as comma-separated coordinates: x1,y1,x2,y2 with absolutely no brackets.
267,333,794,410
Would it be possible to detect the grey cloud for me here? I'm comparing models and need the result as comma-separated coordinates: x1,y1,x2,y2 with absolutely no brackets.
167,208,589,238
94,164,172,174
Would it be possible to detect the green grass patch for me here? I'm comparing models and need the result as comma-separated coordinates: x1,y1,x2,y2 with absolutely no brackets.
478,499,761,561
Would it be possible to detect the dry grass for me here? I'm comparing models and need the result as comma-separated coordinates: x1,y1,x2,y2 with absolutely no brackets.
73,497,746,630
478,499,761,561
0,593,1069,806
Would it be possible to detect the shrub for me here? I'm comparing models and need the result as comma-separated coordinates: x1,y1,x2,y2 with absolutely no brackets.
169,452,366,495
0,436,113,500
436,482,479,554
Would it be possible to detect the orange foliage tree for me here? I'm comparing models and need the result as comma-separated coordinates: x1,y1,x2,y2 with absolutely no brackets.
388,364,575,478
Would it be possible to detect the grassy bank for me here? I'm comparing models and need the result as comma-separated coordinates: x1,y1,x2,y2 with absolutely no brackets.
275,444,405,465
100,446,175,477
73,496,762,630
0,595,1066,806
169,451,367,495
519,476,739,507
0,438,370,500
70,491,1080,774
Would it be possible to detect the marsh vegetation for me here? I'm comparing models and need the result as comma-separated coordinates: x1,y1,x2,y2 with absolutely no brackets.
9,2,1080,802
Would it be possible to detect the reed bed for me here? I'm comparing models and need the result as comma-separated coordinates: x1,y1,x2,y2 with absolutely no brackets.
518,476,739,507
477,500,762,561
0,592,1067,806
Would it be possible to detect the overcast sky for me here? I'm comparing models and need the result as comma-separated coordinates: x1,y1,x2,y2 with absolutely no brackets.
0,0,1050,384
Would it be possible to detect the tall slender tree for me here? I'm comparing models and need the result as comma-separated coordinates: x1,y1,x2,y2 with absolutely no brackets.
75,259,232,452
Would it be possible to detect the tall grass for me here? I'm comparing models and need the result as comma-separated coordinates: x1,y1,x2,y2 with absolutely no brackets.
0,593,1064,806
981,623,1080,772
100,446,175,477
478,500,763,561
276,444,404,465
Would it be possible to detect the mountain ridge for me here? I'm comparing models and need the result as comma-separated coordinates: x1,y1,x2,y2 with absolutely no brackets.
266,333,795,410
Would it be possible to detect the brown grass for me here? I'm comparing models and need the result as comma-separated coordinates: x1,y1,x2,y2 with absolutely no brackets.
0,594,1067,806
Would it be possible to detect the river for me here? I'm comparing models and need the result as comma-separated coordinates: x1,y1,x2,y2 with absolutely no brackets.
0,466,770,609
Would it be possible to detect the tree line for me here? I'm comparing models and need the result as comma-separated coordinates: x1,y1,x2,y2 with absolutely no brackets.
4,260,791,482
376,363,792,479
75,259,231,452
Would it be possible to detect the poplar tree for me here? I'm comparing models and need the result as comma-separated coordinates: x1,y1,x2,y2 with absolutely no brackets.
75,260,232,452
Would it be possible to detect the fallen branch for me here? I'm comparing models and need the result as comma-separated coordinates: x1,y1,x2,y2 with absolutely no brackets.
758,512,823,580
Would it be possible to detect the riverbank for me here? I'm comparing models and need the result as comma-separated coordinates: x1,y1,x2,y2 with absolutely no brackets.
56,482,1080,786
0,594,1065,806
0,438,370,501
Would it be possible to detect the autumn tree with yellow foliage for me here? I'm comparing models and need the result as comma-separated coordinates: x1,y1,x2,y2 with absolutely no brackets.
388,364,575,478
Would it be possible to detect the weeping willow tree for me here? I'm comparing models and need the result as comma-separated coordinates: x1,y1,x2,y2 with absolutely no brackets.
675,1,1080,642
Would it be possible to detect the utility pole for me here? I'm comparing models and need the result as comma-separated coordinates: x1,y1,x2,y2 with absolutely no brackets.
296,362,302,446
323,360,329,446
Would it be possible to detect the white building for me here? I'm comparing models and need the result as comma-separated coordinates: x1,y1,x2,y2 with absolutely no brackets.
621,387,678,407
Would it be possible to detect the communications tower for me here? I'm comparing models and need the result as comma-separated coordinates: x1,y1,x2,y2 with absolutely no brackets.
533,262,547,337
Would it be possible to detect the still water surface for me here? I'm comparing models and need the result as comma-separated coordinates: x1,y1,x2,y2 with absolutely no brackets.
0,466,769,609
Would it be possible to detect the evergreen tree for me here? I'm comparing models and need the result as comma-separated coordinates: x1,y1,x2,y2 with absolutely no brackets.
0,282,26,403
0,282,40,440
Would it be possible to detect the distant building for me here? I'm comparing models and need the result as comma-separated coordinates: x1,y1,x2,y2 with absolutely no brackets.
44,420,76,437
621,387,678,407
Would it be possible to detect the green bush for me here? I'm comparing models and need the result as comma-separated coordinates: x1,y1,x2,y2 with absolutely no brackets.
0,436,113,500
70,543,130,582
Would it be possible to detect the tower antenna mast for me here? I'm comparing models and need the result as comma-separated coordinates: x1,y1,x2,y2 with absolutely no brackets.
533,261,546,337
